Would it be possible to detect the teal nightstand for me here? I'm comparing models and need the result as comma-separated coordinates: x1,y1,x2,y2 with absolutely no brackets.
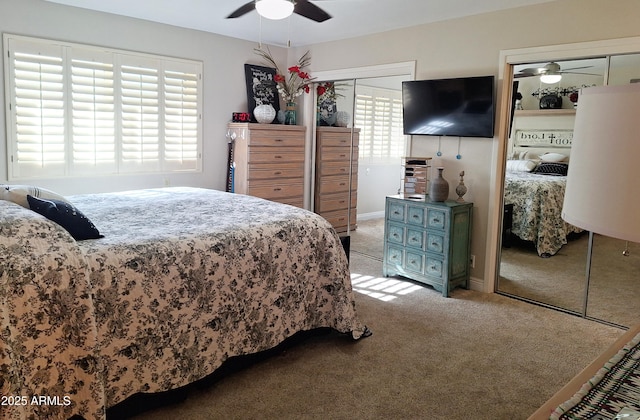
382,194,473,297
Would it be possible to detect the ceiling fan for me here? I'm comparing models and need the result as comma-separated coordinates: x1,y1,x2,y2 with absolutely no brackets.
227,0,332,23
515,62,600,83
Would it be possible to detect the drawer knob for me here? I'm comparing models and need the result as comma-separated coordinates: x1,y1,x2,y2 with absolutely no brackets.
412,214,419,219
274,171,282,175
275,155,282,159
274,187,282,191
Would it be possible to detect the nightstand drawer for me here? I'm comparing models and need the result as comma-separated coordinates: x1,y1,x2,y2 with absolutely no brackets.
425,255,444,280
407,205,425,226
386,222,404,245
318,160,357,176
315,191,356,213
387,201,406,222
406,227,424,249
385,244,403,266
405,250,424,273
427,208,447,230
426,231,445,254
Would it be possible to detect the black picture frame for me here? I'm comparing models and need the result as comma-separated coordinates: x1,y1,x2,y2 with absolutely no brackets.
244,64,280,123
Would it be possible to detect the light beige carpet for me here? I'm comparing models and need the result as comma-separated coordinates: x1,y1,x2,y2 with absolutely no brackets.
124,219,627,420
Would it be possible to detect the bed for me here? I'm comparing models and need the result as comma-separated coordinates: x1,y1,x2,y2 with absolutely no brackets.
504,162,583,257
529,323,640,419
0,186,369,420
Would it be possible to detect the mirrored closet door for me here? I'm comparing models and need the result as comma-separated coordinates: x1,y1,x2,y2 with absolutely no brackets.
496,51,640,328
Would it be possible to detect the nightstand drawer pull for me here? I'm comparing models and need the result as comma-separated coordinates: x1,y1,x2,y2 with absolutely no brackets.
274,155,283,159
274,171,282,175
273,187,282,191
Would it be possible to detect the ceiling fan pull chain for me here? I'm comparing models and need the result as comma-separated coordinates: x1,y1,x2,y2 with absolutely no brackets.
456,137,462,160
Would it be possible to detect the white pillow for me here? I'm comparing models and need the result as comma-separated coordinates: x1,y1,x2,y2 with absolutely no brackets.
518,151,540,161
506,159,537,173
0,184,69,208
540,152,567,162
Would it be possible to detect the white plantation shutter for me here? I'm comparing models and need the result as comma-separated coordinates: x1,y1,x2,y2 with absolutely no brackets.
120,58,160,172
164,65,200,171
71,49,116,174
355,86,405,163
9,40,66,178
4,34,202,180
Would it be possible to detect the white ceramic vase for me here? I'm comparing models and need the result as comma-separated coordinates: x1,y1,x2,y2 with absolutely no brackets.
254,104,276,124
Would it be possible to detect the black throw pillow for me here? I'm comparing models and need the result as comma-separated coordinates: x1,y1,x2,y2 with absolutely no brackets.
533,162,569,176
27,195,104,240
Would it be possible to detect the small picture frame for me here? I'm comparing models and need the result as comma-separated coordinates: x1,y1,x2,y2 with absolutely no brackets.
244,64,280,122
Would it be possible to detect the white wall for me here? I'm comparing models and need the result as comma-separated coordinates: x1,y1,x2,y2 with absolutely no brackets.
2,0,640,291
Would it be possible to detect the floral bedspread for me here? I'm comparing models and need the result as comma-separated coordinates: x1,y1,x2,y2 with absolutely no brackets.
504,172,582,257
0,187,366,419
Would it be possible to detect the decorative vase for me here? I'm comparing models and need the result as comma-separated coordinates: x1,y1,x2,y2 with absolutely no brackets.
276,109,286,124
429,167,449,202
335,111,350,127
285,102,297,125
254,104,276,124
455,170,468,203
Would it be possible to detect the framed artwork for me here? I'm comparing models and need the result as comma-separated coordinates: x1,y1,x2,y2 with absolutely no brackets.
513,129,573,148
244,64,279,122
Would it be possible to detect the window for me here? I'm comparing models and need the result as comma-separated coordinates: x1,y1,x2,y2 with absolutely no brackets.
354,85,405,163
3,34,202,180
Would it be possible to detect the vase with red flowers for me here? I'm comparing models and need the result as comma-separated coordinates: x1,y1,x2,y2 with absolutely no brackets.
255,47,315,125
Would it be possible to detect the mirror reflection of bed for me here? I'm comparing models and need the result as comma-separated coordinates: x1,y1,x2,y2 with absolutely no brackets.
496,54,640,328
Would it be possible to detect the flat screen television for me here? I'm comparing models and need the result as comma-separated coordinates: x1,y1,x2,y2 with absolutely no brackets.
402,75,495,138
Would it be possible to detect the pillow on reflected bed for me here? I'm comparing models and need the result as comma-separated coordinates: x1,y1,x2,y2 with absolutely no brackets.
27,195,103,240
532,162,569,176
506,159,537,173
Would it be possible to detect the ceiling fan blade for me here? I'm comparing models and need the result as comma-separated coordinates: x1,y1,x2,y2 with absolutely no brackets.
517,68,546,76
563,71,602,77
295,0,332,22
227,1,256,19
560,65,593,72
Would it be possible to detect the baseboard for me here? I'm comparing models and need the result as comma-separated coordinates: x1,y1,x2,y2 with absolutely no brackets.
357,211,385,221
469,276,484,292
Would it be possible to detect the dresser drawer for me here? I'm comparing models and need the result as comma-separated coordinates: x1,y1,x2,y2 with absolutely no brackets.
248,148,304,163
248,162,304,180
317,133,360,148
247,180,303,199
387,200,406,222
316,175,357,194
315,191,357,213
385,244,404,267
320,208,357,231
317,160,357,176
249,131,304,147
405,249,424,274
320,147,359,162
406,227,425,250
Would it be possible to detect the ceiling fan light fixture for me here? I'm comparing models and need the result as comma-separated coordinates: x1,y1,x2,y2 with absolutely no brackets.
540,73,562,84
255,0,294,20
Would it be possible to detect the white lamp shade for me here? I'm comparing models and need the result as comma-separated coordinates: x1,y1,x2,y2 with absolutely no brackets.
562,83,640,243
256,0,294,20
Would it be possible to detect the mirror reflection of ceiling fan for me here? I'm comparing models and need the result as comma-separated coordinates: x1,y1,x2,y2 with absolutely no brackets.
227,0,332,22
515,62,601,84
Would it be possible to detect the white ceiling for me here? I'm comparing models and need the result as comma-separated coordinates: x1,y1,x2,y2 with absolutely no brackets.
44,0,556,48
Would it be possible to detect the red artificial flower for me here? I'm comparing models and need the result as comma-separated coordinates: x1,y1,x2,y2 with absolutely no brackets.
304,85,310,93
275,74,285,83
288,65,300,74
298,71,309,80
317,86,326,96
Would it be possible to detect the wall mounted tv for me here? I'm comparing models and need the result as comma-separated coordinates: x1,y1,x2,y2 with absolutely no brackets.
402,75,495,138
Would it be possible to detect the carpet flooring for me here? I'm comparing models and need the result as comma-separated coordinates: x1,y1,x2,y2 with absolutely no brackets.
123,219,628,420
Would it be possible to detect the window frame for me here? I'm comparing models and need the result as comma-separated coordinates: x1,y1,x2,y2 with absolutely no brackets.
3,34,203,181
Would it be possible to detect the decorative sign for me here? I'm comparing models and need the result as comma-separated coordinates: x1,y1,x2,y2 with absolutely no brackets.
514,129,573,148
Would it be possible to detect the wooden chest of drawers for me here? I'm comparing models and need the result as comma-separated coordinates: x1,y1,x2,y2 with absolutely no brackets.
314,127,360,233
228,123,306,208
383,194,473,297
